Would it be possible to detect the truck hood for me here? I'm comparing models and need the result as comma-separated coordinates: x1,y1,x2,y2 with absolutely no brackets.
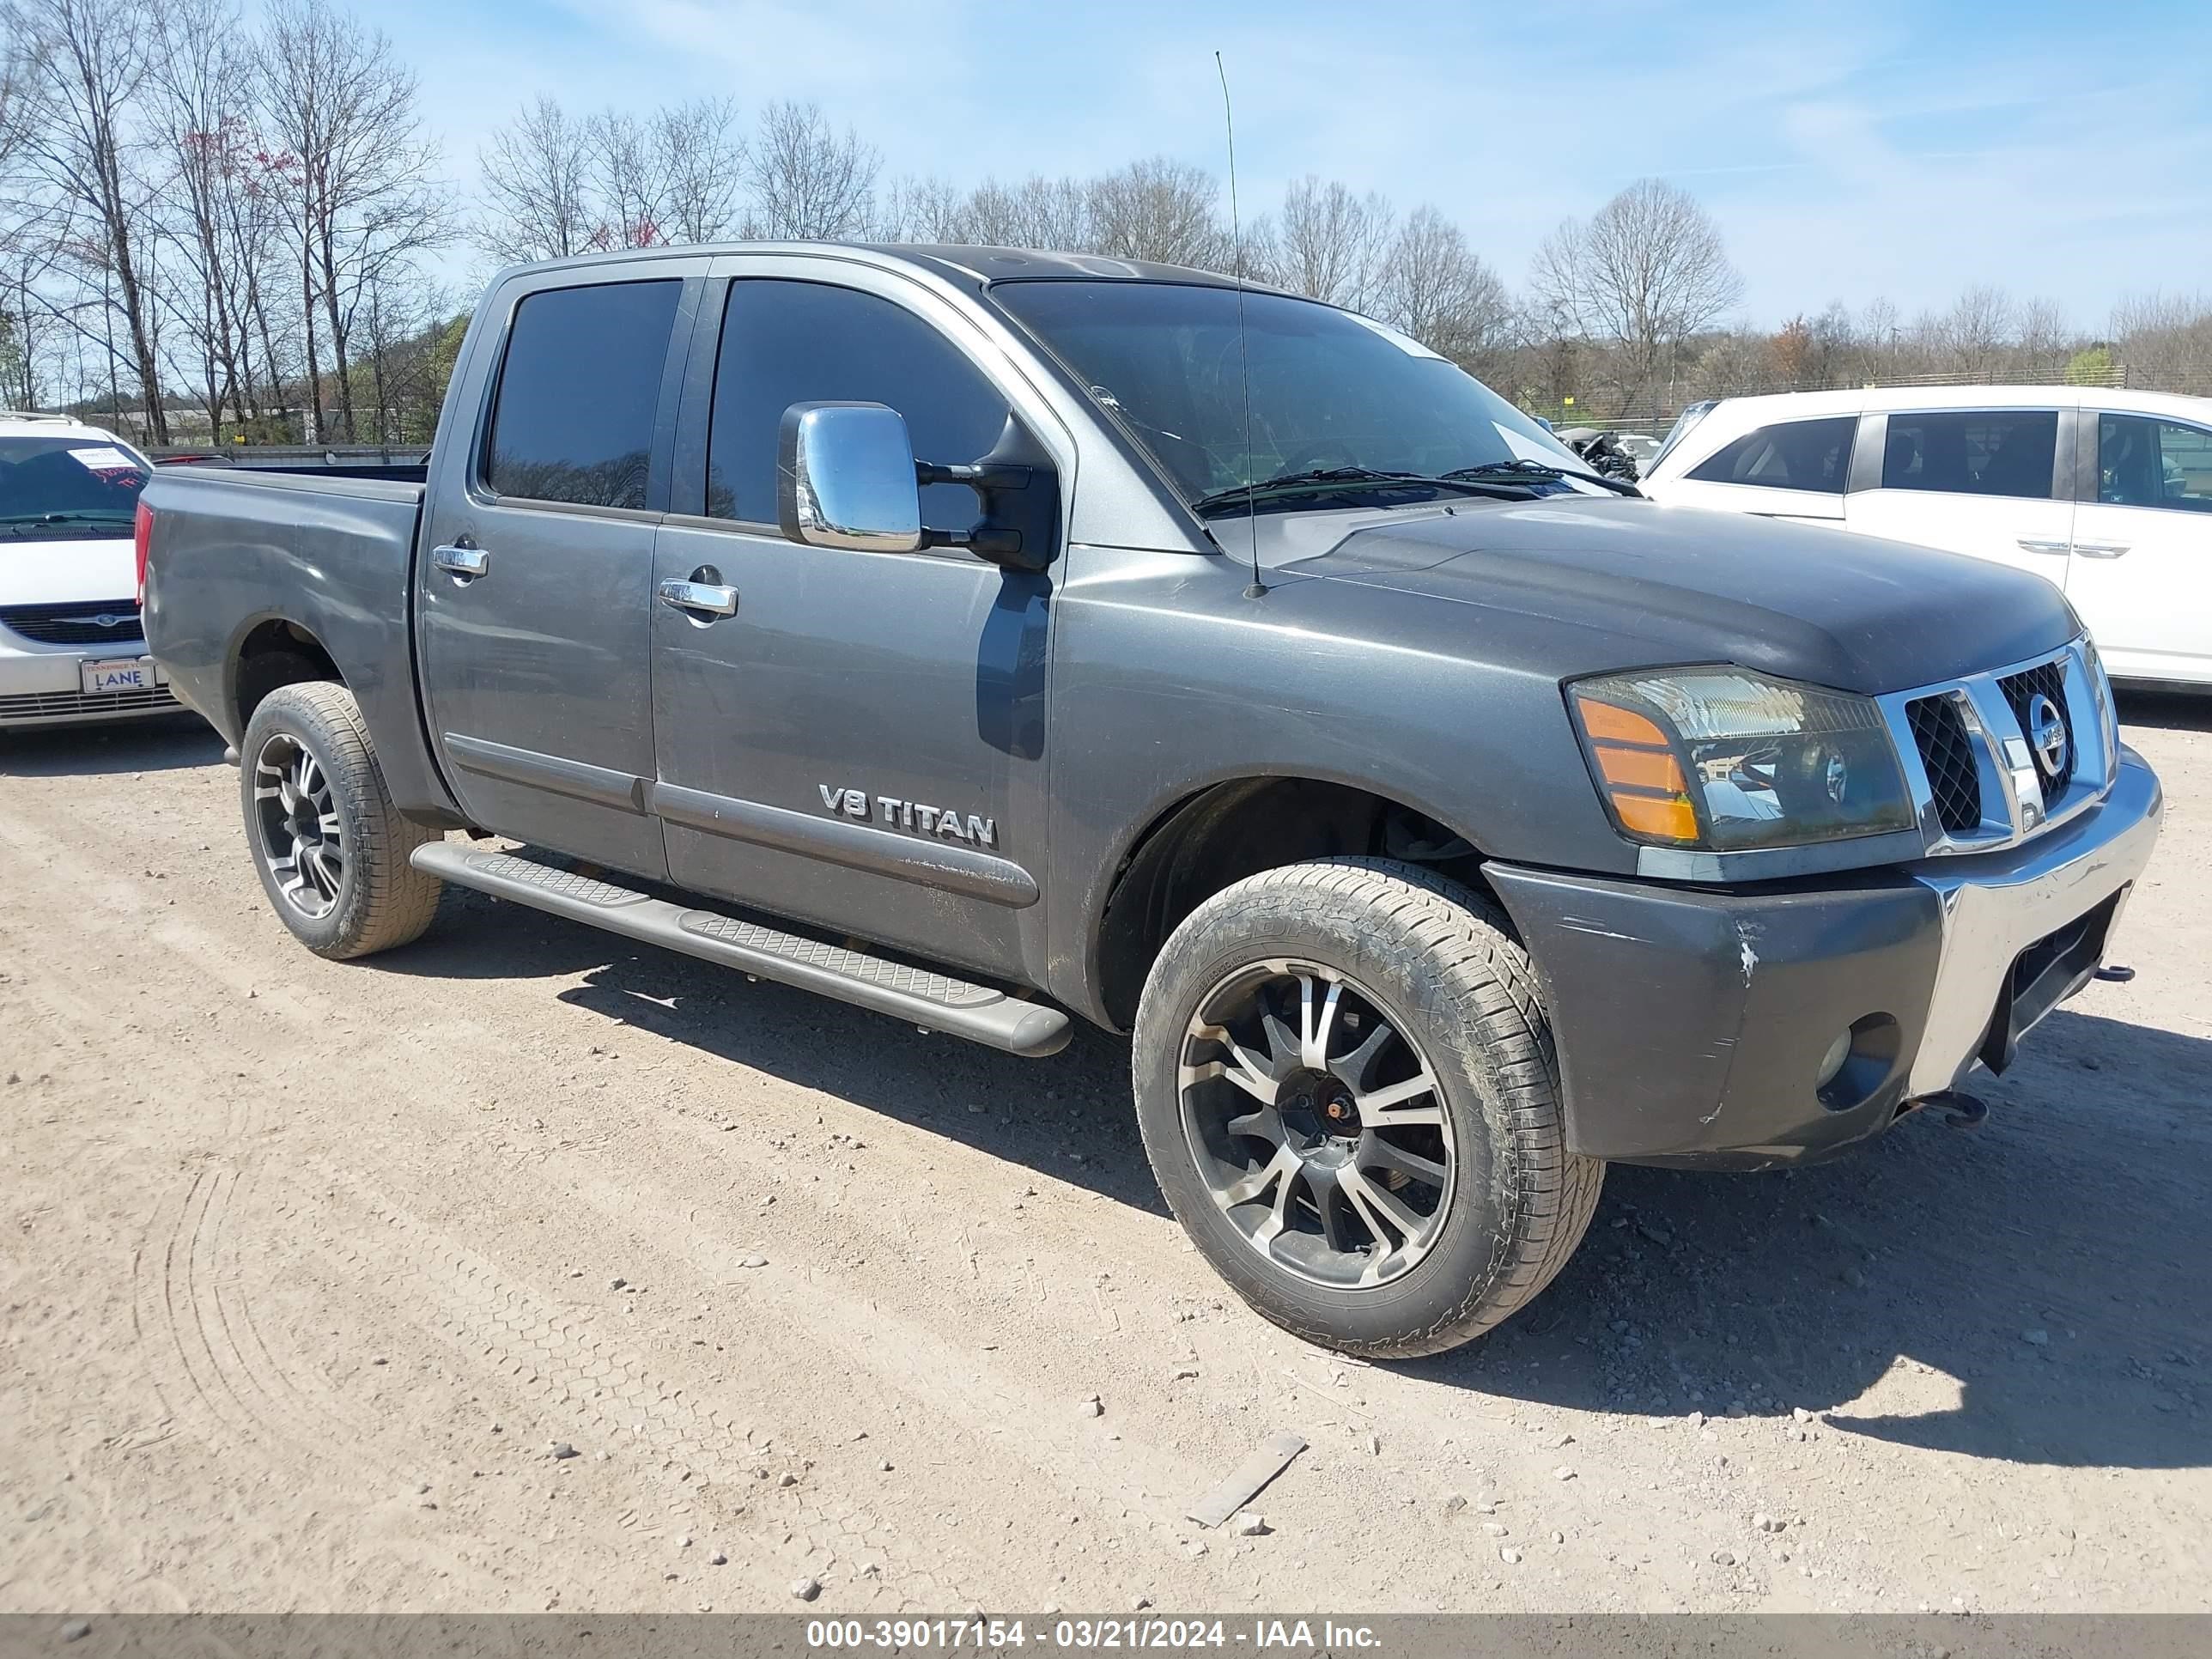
0,535,137,608
1257,496,2080,695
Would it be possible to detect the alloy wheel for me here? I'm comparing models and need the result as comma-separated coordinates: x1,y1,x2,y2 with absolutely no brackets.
252,732,345,920
1176,961,1456,1290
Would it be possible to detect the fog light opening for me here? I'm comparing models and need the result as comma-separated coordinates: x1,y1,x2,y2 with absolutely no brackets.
1814,1029,1853,1091
1816,1013,1905,1113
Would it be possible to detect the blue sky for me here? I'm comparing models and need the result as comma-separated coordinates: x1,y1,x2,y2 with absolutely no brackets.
374,0,2212,331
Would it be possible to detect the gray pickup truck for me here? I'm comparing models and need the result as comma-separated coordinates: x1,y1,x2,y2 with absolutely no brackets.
143,244,2163,1357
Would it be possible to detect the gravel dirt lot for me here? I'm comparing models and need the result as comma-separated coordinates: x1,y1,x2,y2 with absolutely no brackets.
2,698,2207,1616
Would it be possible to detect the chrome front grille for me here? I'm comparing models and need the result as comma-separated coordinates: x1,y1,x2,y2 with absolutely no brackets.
1905,695,1983,834
0,599,143,646
1997,657,2074,806
1879,638,2116,856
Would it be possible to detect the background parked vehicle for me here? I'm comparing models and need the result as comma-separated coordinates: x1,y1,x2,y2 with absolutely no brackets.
1640,386,2212,688
0,412,184,731
1554,426,1644,482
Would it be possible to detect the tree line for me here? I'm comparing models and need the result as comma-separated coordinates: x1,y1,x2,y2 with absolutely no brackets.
3,0,2209,448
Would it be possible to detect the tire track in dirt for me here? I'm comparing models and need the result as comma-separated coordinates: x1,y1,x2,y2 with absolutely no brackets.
0,781,1449,1608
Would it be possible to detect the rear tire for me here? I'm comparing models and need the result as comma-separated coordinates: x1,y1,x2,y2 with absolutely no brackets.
1131,857,1601,1358
239,681,443,959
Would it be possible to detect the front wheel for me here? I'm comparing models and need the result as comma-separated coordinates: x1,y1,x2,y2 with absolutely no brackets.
1131,858,1601,1358
239,681,444,959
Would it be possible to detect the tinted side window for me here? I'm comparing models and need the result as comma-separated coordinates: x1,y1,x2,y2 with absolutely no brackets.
2100,413,2212,514
485,280,682,508
708,280,1011,529
1880,410,2057,500
1687,416,1855,493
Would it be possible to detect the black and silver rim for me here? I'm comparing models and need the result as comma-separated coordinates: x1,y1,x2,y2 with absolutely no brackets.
1177,961,1456,1290
252,733,344,920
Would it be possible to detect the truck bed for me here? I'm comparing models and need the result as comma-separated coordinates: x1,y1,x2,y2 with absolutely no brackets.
139,465,457,821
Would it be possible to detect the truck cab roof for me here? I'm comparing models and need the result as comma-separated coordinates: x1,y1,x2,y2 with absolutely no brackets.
494,240,1267,295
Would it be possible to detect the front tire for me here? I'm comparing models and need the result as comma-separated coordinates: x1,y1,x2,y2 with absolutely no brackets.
239,681,443,959
1131,858,1601,1358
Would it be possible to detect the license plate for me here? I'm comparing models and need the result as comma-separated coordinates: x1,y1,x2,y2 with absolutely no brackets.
81,657,156,696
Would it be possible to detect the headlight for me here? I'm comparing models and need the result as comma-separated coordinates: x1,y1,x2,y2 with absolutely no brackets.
1569,667,1914,850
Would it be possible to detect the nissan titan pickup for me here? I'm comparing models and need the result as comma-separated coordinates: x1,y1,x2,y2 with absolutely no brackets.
140,245,2163,1356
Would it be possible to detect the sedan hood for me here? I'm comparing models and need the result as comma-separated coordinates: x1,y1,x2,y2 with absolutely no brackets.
1255,495,2080,695
0,535,137,608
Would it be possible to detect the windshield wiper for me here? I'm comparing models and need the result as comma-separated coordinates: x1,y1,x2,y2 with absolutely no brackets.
1188,465,1543,517
1445,458,1641,498
0,511,137,533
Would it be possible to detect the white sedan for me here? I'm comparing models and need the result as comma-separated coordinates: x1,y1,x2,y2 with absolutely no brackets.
1640,385,2212,688
0,412,182,729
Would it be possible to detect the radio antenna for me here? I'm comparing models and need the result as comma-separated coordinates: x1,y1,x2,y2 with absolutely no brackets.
1215,50,1265,599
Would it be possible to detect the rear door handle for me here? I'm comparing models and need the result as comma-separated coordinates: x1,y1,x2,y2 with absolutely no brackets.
2074,542,2131,560
2014,538,2070,556
432,544,489,579
657,578,739,617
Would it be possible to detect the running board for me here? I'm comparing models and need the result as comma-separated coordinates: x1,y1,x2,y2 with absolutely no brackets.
410,842,1072,1058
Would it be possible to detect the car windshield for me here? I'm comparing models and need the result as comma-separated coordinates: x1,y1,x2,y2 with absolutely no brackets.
992,280,1600,513
0,434,150,542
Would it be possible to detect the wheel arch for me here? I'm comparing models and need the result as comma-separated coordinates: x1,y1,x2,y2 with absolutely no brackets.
228,614,345,736
1087,772,1497,1031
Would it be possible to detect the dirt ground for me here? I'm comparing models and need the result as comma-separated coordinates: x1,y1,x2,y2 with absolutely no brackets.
2,696,2207,1618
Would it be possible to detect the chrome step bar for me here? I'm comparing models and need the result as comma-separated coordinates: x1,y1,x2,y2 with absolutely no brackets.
410,842,1071,1058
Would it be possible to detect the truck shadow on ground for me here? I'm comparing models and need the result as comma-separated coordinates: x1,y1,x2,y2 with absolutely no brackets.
1419,1007,2211,1472
380,889,2209,1472
2116,688,2212,733
0,717,222,777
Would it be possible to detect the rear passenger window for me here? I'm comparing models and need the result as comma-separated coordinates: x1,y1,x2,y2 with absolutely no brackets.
708,280,1011,530
485,280,682,509
1687,417,1855,493
1881,410,2057,500
2099,414,2212,513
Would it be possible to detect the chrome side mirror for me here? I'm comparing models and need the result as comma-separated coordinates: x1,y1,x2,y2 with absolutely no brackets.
776,402,922,555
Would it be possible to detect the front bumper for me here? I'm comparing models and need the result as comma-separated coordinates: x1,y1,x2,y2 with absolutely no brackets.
1490,747,2163,1170
0,640,181,729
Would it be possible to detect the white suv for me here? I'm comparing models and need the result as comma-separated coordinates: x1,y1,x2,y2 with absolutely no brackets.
0,411,181,729
1641,385,2212,688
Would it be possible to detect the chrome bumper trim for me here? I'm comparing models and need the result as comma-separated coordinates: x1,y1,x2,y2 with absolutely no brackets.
1906,746,2161,1096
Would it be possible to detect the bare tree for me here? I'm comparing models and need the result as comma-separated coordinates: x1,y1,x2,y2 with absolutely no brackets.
876,173,973,242
254,0,449,442
3,0,168,439
1085,156,1225,267
146,0,271,439
653,97,744,244
1530,178,1742,411
1372,205,1510,368
2112,289,2212,386
744,100,877,240
477,96,590,262
2014,295,2069,377
588,106,677,249
1275,175,1393,308
1932,283,2013,379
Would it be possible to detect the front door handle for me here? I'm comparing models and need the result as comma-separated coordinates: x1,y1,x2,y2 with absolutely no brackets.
2074,541,2131,560
2014,538,2070,556
432,544,489,579
657,577,739,617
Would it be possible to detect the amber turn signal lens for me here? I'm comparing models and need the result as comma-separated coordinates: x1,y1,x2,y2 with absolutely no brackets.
1612,793,1700,842
1573,693,1699,845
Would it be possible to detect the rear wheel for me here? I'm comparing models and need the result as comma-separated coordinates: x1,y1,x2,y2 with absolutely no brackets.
1131,857,1602,1358
239,681,443,959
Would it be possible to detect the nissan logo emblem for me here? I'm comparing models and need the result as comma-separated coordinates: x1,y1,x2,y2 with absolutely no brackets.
2027,692,2069,778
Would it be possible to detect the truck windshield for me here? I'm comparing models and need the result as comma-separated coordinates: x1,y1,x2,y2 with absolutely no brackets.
993,280,1598,513
0,436,149,542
